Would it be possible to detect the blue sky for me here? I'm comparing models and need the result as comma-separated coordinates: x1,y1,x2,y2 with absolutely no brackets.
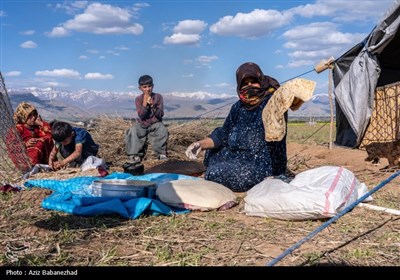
0,0,397,96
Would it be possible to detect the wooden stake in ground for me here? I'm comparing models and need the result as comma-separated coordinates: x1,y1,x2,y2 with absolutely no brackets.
328,66,334,150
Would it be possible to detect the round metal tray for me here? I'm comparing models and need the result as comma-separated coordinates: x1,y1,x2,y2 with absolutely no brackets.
91,179,156,198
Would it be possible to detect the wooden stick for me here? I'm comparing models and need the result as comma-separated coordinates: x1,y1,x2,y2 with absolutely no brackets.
328,66,334,150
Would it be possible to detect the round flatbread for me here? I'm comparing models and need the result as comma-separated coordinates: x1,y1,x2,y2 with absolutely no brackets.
156,178,237,211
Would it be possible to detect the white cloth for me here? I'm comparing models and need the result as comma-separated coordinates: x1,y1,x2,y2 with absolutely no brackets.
23,164,52,179
80,156,108,172
185,142,202,160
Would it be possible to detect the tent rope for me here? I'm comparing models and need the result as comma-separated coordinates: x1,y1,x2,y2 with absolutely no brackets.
279,69,315,84
287,122,329,161
266,169,400,266
169,68,318,132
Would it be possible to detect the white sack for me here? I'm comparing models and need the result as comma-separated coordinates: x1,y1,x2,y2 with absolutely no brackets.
244,166,372,220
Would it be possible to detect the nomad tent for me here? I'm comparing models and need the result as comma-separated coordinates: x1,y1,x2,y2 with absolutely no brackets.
333,1,400,148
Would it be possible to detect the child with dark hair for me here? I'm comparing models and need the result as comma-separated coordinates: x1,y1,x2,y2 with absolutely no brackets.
125,74,169,164
49,121,99,170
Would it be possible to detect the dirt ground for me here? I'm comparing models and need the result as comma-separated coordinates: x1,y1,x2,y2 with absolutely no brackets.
1,142,399,267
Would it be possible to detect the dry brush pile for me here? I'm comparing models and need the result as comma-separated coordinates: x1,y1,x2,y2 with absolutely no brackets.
90,116,218,169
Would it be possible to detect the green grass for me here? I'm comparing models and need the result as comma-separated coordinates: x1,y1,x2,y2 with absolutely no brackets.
303,252,322,266
345,248,374,259
196,119,337,146
287,121,335,145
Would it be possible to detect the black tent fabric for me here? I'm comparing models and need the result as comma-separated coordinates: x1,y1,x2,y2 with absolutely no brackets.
333,1,400,147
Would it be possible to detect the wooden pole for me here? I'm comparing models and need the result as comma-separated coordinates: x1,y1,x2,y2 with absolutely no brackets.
328,66,334,149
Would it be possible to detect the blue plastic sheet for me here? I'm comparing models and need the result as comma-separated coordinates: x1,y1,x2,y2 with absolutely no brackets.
25,172,198,219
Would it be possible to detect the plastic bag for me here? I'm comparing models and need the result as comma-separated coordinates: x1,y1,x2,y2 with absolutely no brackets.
80,156,108,172
244,166,372,220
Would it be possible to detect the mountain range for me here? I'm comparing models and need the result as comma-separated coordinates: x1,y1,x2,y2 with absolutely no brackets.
6,87,333,122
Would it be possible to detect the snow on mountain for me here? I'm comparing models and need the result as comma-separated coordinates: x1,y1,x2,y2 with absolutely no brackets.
168,91,232,100
7,87,332,121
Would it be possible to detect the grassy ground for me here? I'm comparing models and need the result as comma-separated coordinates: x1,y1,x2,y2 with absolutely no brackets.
0,119,399,267
287,121,334,145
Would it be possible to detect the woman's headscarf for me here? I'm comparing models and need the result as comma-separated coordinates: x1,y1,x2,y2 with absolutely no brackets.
13,102,37,124
236,62,280,110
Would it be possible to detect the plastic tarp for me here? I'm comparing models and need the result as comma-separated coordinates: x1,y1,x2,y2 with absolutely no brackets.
333,2,400,147
25,172,197,219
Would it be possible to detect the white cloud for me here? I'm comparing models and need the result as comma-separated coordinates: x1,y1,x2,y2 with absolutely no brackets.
163,33,201,45
132,2,150,12
106,50,120,56
20,41,37,48
79,55,89,60
287,60,315,68
45,81,61,87
168,91,232,99
48,3,143,37
0,10,6,17
182,73,194,78
164,19,207,46
46,26,70,37
115,45,129,50
70,1,89,9
54,1,89,15
84,73,113,80
35,69,81,78
5,71,21,77
151,44,166,49
282,22,366,68
194,55,219,68
284,22,366,51
196,55,218,64
20,30,35,35
210,9,292,39
162,22,174,32
288,0,394,23
173,20,207,34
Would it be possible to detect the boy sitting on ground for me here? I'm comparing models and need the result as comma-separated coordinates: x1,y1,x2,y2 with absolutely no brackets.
49,121,99,170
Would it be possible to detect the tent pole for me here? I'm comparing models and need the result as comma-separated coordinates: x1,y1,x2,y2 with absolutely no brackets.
328,66,334,150
314,56,335,149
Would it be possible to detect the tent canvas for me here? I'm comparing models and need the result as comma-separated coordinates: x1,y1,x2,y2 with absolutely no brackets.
333,1,400,147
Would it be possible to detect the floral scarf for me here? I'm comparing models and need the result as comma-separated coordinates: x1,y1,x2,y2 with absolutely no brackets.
13,102,36,124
